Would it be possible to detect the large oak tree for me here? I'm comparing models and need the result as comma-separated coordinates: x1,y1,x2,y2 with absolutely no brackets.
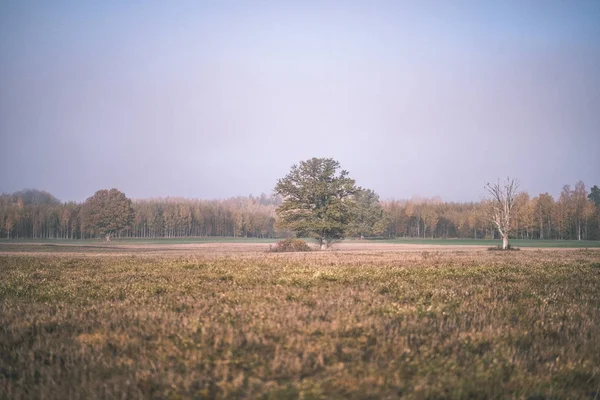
275,158,358,250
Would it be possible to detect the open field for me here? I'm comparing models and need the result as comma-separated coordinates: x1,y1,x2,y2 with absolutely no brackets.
373,238,600,248
0,238,599,257
1,246,600,399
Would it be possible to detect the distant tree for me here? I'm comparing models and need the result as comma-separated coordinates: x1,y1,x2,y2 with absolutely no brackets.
347,188,386,239
82,189,134,241
274,158,358,250
11,189,60,205
588,185,600,206
583,200,596,240
4,212,15,238
60,207,71,239
534,193,555,240
590,185,600,240
484,178,520,249
572,181,588,240
421,204,439,239
554,186,572,240
405,201,415,237
513,192,534,239
386,200,408,238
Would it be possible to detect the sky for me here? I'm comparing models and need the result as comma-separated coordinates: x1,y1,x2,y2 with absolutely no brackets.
1,0,599,203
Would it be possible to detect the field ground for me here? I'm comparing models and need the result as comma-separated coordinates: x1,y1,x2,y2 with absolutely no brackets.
0,237,599,257
373,238,600,248
1,243,600,398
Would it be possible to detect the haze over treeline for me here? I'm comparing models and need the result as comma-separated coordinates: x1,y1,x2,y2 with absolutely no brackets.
1,180,599,240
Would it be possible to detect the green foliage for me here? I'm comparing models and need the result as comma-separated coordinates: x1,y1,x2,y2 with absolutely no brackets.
347,188,387,238
82,189,134,240
275,158,358,248
10,189,60,205
269,238,312,252
589,185,600,206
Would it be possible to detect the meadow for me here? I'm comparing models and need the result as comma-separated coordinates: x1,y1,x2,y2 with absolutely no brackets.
1,243,600,399
2,237,600,248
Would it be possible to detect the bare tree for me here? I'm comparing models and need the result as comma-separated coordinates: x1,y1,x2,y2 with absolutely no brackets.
485,178,520,249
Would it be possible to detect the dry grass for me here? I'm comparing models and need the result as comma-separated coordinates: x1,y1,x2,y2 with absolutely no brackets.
1,249,600,399
0,240,505,256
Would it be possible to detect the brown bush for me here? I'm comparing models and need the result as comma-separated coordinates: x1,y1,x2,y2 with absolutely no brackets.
269,238,312,252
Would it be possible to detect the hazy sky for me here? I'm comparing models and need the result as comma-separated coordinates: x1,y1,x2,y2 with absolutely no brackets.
1,1,599,202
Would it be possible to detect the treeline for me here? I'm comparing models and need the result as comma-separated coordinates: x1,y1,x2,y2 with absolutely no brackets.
381,181,599,241
0,191,281,239
129,196,280,239
1,181,599,240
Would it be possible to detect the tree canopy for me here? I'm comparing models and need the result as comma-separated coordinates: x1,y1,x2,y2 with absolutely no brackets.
589,185,600,207
274,158,358,249
347,188,387,238
11,189,60,205
82,189,134,240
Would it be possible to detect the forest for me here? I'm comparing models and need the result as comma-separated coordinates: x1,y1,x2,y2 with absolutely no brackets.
1,181,599,241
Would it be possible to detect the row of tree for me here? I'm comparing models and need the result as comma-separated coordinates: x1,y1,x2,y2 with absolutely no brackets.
1,180,599,241
0,190,280,240
380,182,600,241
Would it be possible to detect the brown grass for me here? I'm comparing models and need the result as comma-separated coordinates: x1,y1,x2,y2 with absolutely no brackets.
1,248,600,399
0,240,498,256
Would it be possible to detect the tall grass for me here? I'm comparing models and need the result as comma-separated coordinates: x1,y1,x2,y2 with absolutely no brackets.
1,250,599,399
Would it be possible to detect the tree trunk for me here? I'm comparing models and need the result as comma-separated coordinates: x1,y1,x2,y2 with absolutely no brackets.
105,234,112,242
502,235,508,250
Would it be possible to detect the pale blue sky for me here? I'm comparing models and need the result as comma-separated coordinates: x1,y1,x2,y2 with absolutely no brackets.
1,1,599,202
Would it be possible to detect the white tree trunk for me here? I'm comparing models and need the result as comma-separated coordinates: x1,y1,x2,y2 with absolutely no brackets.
502,235,508,250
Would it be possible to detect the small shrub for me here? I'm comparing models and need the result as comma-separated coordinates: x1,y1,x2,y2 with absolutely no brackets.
269,238,312,252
